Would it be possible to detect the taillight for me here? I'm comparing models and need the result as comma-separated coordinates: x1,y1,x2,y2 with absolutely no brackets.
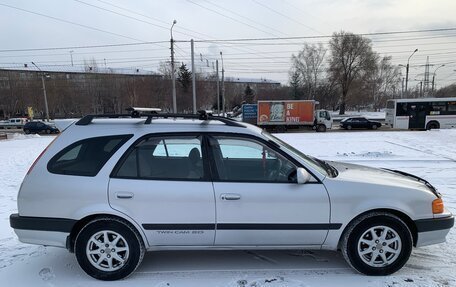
432,198,444,214
27,135,59,175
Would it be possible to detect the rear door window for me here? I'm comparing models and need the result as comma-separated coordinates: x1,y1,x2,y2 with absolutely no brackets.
113,135,206,181
48,135,132,176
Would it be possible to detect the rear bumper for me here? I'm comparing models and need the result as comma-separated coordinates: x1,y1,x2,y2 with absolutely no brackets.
10,213,76,248
10,213,76,232
414,216,454,247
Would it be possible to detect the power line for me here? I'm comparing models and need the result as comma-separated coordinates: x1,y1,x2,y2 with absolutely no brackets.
0,41,169,53
281,0,335,33
186,0,285,38
94,0,216,40
201,0,290,37
73,0,202,40
250,0,323,34
0,2,160,44
190,27,456,42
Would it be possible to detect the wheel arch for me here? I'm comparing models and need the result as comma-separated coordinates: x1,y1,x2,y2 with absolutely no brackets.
66,213,148,253
337,208,418,250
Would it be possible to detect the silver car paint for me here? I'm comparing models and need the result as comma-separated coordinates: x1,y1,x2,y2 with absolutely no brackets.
14,118,450,252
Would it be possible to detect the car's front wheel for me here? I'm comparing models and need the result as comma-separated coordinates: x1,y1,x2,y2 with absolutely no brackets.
341,212,412,276
75,217,145,281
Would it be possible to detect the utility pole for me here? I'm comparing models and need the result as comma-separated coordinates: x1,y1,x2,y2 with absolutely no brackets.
405,48,418,97
31,62,50,121
170,20,177,113
216,60,220,115
432,64,445,93
69,50,74,66
191,39,197,114
420,81,423,98
220,51,225,116
401,77,404,98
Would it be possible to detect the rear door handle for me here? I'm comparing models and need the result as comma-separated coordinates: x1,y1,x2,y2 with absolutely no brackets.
221,193,241,200
116,192,134,199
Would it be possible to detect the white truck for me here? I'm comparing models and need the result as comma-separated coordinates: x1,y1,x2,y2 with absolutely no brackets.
0,118,28,129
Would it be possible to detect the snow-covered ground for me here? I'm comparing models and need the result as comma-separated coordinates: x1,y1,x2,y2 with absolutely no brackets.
0,130,455,286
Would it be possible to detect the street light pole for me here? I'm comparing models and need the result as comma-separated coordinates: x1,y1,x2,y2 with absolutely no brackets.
405,48,418,97
69,50,74,66
216,60,220,115
170,20,177,113
191,39,196,114
220,51,225,116
431,64,445,93
31,62,50,121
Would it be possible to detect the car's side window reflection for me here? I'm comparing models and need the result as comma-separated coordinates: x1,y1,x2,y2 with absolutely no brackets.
210,136,297,183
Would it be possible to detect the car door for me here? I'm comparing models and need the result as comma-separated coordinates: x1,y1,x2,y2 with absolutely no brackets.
208,135,331,246
109,134,216,246
358,118,369,128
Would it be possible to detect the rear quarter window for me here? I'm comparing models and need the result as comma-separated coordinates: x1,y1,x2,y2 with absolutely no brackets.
47,135,133,176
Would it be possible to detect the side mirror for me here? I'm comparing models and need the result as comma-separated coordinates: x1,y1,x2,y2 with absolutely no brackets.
297,167,311,184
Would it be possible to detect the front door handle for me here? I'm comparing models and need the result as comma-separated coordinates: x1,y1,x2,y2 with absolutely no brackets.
116,192,134,199
221,193,241,200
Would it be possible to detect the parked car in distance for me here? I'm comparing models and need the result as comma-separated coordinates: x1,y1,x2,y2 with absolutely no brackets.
23,121,59,134
0,117,28,129
340,117,382,130
10,110,453,280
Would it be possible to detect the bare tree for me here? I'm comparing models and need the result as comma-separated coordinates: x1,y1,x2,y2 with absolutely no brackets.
358,55,401,110
328,31,377,114
291,43,327,100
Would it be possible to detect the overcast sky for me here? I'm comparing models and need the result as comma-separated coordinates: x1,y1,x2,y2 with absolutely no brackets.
1,0,456,87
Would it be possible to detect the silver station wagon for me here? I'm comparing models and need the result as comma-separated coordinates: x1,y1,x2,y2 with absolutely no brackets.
10,111,454,280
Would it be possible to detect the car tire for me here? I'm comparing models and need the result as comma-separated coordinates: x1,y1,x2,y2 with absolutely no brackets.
341,212,412,276
372,125,378,130
347,125,352,130
74,217,145,281
46,129,51,134
24,129,30,134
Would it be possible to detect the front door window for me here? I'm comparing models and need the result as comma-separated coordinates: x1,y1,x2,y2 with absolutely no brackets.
209,136,297,183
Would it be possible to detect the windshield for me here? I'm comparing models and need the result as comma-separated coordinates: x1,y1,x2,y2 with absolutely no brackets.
262,131,332,177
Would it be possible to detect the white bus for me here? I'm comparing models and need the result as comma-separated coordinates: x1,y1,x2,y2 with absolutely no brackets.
386,97,456,130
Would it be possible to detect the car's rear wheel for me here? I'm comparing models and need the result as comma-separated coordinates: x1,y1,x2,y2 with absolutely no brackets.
24,129,30,134
75,217,145,281
372,125,378,130
346,125,352,130
341,212,412,276
46,129,51,134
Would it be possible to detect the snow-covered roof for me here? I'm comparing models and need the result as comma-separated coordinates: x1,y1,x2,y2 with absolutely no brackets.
225,76,280,84
0,64,157,76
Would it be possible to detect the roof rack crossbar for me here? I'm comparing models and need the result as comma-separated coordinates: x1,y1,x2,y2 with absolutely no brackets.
76,114,132,125
75,111,245,127
144,113,245,127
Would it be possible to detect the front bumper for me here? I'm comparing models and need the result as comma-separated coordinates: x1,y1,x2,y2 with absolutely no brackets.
414,216,454,247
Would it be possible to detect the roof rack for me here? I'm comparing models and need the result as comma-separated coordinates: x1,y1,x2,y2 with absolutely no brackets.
75,110,245,127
